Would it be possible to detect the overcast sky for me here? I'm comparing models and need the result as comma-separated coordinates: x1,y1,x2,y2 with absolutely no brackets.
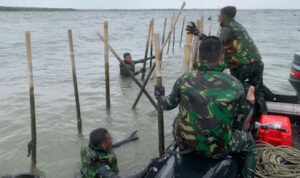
1,0,300,9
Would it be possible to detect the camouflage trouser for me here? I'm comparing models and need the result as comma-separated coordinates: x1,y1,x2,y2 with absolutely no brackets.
230,61,268,116
224,130,256,178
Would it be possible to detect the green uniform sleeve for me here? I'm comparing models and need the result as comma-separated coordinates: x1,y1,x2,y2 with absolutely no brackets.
219,26,234,45
161,78,181,110
133,59,144,64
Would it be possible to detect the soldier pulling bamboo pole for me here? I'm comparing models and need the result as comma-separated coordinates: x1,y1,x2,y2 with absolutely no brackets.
25,31,37,168
68,30,83,135
97,32,157,109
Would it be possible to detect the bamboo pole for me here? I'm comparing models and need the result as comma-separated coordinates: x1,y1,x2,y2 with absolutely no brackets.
183,23,194,72
167,15,174,54
132,63,156,109
154,33,164,155
161,17,167,45
200,16,205,34
208,16,213,36
149,19,154,68
150,62,169,80
179,17,185,47
25,31,37,168
97,32,157,109
104,22,111,109
131,2,185,109
161,2,185,52
191,20,201,71
172,16,176,53
68,30,83,135
141,19,153,80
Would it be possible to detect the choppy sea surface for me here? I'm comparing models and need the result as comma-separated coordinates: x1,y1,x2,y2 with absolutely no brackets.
0,9,300,177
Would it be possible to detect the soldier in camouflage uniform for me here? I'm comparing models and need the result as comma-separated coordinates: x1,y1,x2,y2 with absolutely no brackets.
155,37,256,178
81,128,119,178
80,128,144,178
120,53,153,77
186,6,267,116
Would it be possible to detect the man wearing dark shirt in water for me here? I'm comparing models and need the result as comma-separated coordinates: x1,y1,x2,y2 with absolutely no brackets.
120,53,153,77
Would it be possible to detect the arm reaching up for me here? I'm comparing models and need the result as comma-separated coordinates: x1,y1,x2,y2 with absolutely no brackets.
112,131,139,149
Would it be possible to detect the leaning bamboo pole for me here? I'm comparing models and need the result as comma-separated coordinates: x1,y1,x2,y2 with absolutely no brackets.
179,17,185,47
161,2,185,52
167,15,174,54
68,30,82,135
183,23,194,72
141,19,153,80
149,19,155,68
104,22,110,109
154,33,165,156
172,17,176,52
25,31,37,168
161,17,167,45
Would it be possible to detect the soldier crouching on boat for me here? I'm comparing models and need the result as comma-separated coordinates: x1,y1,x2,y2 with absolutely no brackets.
120,53,154,77
186,6,267,117
155,37,256,178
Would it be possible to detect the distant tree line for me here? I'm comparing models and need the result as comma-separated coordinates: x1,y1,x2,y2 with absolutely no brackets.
0,6,75,11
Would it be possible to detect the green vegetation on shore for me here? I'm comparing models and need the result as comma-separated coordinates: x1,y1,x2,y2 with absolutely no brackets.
0,6,75,11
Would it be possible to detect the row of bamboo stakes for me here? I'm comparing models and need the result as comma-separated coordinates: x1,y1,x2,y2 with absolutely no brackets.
23,2,210,170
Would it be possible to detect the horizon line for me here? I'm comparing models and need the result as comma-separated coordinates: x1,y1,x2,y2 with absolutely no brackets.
0,6,300,10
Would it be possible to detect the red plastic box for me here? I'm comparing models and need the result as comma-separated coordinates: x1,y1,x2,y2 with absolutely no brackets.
258,115,292,146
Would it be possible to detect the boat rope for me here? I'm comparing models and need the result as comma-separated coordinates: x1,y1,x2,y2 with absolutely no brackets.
255,141,300,178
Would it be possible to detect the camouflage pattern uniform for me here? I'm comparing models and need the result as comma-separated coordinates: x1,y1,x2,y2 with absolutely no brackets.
220,18,267,115
161,61,256,178
120,62,136,77
120,58,150,77
81,144,119,178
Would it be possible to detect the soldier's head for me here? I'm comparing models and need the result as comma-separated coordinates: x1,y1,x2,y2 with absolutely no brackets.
219,6,237,23
89,128,113,151
123,52,132,63
199,36,224,66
